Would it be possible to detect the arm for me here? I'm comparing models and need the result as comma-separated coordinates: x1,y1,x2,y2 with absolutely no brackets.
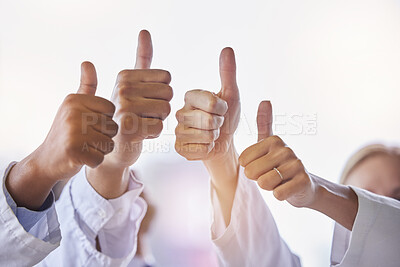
0,62,117,266
239,101,358,230
175,48,300,266
54,30,172,264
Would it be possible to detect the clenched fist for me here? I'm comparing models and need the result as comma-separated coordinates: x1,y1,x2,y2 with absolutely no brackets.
239,101,317,208
6,61,118,209
104,30,173,167
175,47,240,161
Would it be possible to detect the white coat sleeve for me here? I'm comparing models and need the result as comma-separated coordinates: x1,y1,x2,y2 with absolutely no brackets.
38,167,147,267
210,167,301,267
330,186,400,267
0,162,61,267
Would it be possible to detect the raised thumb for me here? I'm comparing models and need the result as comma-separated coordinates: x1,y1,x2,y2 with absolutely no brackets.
77,61,97,95
134,30,153,69
218,47,239,100
257,100,273,142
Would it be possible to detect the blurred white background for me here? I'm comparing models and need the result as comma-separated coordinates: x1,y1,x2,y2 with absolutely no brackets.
1,0,400,266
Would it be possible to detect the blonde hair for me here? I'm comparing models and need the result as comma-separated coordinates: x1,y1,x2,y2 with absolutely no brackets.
340,144,400,185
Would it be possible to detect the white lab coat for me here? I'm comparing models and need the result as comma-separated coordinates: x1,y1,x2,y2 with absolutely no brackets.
0,163,147,267
210,168,400,267
0,163,60,267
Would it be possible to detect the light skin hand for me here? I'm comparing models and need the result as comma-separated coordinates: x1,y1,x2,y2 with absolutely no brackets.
239,101,358,230
6,62,118,210
86,30,173,199
175,48,240,226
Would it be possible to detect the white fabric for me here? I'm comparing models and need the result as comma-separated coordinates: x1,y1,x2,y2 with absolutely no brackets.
330,186,400,267
0,163,61,267
210,167,301,267
211,168,400,267
38,166,147,267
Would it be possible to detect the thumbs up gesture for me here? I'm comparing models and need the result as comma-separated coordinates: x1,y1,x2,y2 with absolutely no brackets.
94,30,172,169
41,62,118,178
239,101,317,208
175,48,240,162
6,62,118,209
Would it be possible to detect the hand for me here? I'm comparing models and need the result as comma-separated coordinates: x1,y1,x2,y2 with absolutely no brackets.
239,101,317,208
240,101,359,230
106,30,172,168
86,30,173,199
6,62,118,209
175,47,240,162
175,48,241,226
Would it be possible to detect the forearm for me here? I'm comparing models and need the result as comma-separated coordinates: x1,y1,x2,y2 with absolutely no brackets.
203,144,239,226
308,174,358,230
86,159,130,200
6,148,56,210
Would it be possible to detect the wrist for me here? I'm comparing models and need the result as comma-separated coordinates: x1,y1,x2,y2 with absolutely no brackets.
86,160,130,199
306,174,358,230
203,143,239,190
6,150,56,210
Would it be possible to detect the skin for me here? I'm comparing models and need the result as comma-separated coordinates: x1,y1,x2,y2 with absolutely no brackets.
175,50,359,230
6,62,118,210
239,101,359,230
175,47,240,226
86,30,173,200
345,153,400,200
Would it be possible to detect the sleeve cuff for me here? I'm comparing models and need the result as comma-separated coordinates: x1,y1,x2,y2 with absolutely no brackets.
0,162,60,264
70,166,147,259
210,167,255,247
2,161,59,236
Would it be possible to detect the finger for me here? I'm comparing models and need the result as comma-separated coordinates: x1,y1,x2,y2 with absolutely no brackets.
256,160,302,191
135,30,153,69
243,146,296,180
175,142,213,160
77,95,116,116
119,98,171,120
83,129,115,154
257,100,273,142
239,135,285,167
79,145,105,168
175,123,219,143
273,173,311,201
176,109,224,130
218,47,239,101
119,82,173,101
139,117,164,138
118,115,163,140
85,114,119,138
184,90,228,116
77,61,98,95
117,69,171,84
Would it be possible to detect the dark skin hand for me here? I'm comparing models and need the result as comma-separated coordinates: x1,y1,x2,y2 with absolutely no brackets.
6,62,118,210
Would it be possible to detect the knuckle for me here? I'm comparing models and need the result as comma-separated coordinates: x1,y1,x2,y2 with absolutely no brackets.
184,90,194,103
270,135,283,145
118,69,131,81
118,83,131,97
294,159,304,170
281,146,293,157
64,94,77,105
